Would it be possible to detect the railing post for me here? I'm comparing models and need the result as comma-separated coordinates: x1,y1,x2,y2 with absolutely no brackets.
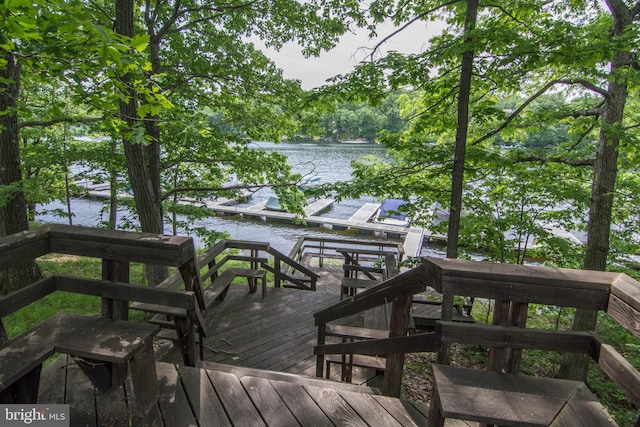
436,294,454,365
179,259,205,311
275,255,282,288
101,259,130,320
382,294,412,397
316,323,326,378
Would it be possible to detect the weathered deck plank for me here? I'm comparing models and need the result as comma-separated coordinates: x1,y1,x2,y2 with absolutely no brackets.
37,350,426,426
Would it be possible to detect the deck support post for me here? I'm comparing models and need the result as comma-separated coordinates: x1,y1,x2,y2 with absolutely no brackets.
382,294,412,397
316,324,326,378
101,259,130,320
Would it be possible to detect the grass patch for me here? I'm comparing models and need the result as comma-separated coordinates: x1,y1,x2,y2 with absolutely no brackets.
5,255,149,339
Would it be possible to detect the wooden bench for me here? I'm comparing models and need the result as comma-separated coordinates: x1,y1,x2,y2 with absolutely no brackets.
0,313,158,412
430,364,615,426
422,257,631,427
203,267,267,305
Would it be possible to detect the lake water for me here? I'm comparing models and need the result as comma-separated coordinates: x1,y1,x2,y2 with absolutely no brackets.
38,141,447,255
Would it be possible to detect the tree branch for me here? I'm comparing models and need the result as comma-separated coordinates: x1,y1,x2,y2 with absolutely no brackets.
367,0,463,60
516,155,594,167
19,116,103,129
472,78,609,146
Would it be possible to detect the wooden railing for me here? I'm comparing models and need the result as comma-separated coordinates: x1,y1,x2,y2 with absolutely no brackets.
0,224,205,366
314,256,640,414
314,264,436,396
158,239,319,291
288,236,404,269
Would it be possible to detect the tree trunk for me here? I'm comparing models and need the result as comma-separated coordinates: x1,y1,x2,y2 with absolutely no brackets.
0,51,41,293
115,0,168,285
446,0,478,260
559,0,632,381
439,0,478,365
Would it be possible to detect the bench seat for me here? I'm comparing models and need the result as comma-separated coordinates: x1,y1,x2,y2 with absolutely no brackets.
429,364,616,426
204,268,267,306
0,313,159,408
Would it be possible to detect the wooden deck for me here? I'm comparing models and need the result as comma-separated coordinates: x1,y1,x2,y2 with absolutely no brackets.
39,354,429,426
32,250,473,426
159,283,362,377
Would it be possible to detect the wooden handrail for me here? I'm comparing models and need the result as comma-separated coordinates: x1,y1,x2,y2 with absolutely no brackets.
289,236,404,265
314,265,427,325
314,332,439,356
436,321,597,356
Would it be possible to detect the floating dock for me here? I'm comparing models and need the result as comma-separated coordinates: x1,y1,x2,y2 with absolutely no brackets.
74,180,429,253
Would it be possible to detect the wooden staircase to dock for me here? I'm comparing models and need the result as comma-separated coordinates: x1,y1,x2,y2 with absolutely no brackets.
39,354,431,426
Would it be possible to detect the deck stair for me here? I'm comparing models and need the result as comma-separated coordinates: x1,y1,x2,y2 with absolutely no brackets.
38,355,429,426
131,240,319,354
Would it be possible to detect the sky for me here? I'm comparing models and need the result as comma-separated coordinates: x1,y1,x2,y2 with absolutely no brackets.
258,20,445,90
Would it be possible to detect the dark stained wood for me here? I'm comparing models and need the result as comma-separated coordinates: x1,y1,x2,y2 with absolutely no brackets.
36,357,427,426
438,321,595,354
423,256,620,292
37,353,68,404
611,273,640,312
95,380,130,427
0,315,57,395
373,396,422,427
54,313,158,363
325,324,388,340
47,224,195,266
314,265,428,325
431,364,584,426
124,374,164,427
383,294,413,397
157,286,340,371
0,226,50,273
177,365,231,427
550,383,616,426
199,361,379,394
0,277,56,318
102,258,130,320
315,332,439,356
73,356,118,392
325,354,386,378
173,317,198,367
55,276,197,310
129,339,158,413
179,258,205,311
441,276,610,309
